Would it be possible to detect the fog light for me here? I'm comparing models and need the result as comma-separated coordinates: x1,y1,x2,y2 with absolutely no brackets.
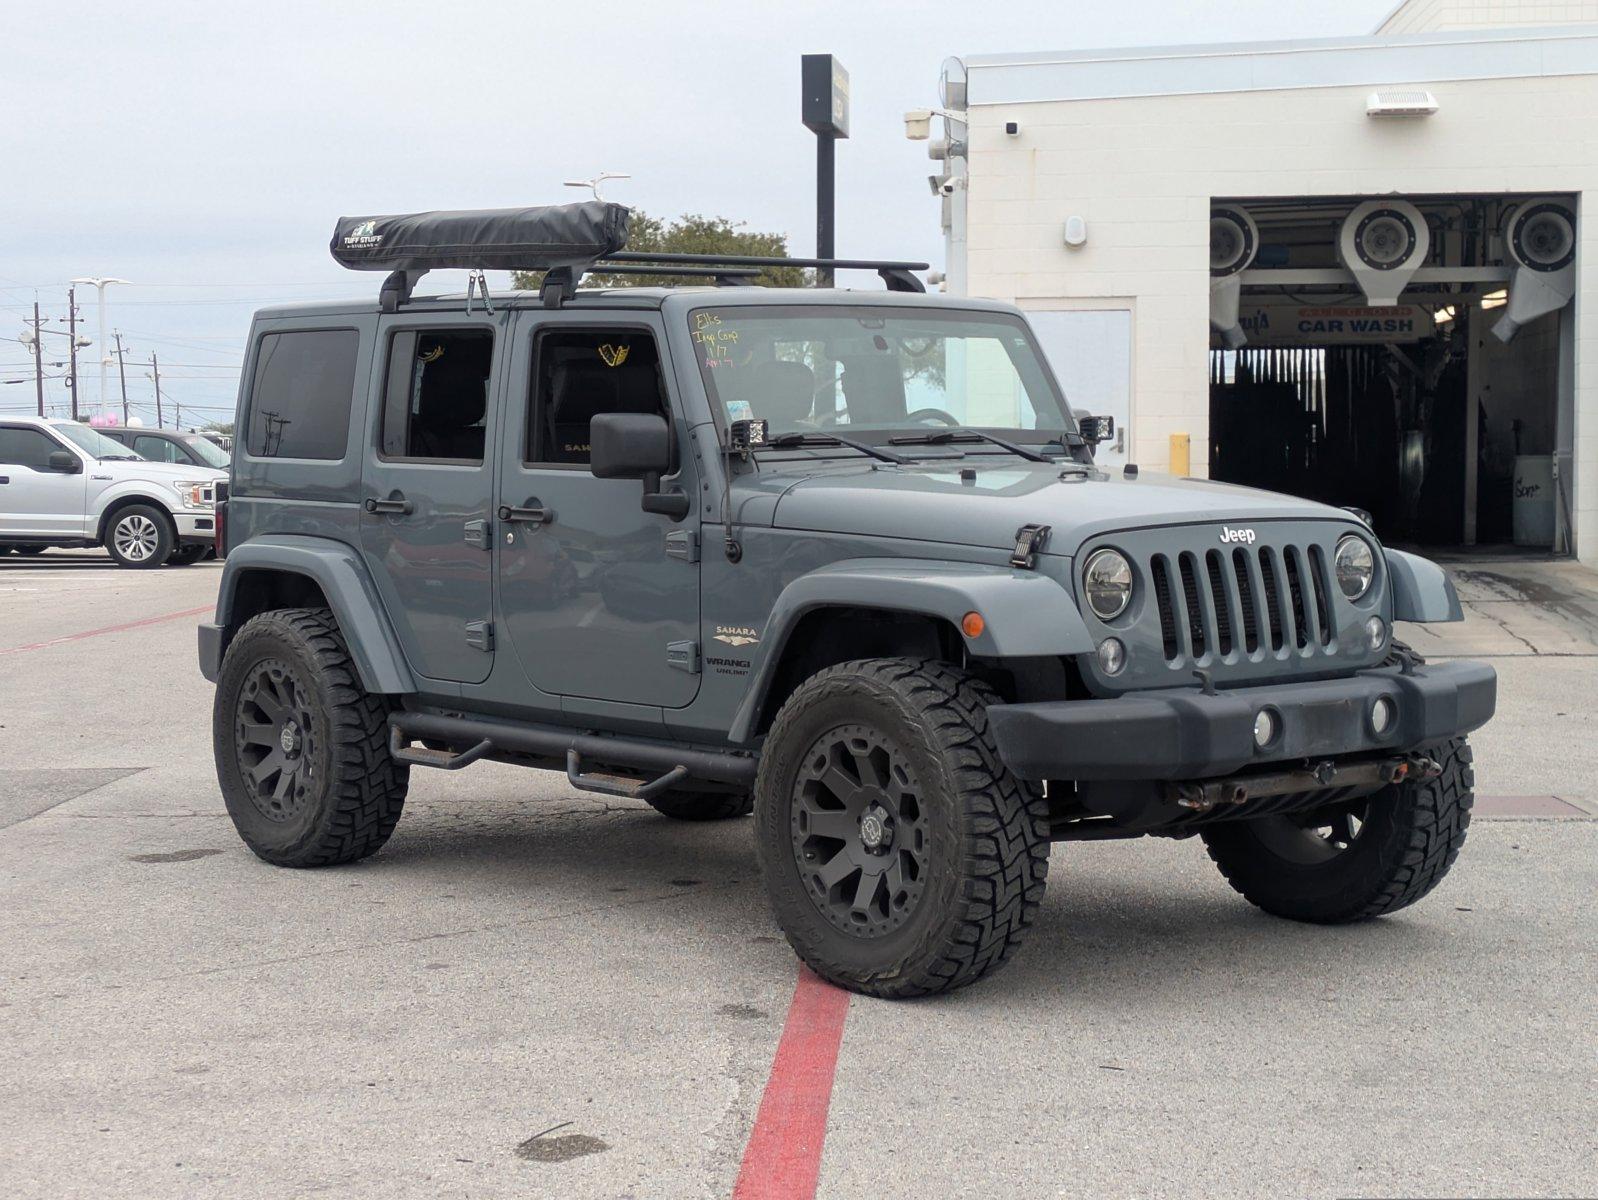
1097,637,1126,676
1371,696,1396,735
1365,615,1387,651
1253,708,1277,748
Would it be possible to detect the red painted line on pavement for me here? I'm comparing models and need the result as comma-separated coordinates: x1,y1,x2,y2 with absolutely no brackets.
0,605,213,656
733,966,852,1200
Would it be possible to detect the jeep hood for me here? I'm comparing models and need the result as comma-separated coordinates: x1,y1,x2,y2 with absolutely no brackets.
765,461,1357,558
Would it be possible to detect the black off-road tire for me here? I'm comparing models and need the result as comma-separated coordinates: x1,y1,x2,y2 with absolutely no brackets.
1201,737,1474,923
754,658,1050,998
170,544,208,565
104,504,174,569
645,789,753,821
214,607,409,867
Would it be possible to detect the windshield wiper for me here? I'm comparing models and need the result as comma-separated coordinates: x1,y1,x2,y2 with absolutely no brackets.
99,454,140,461
765,431,909,465
888,428,1059,463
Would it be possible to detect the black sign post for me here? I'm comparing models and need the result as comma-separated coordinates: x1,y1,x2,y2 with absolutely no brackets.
801,54,850,286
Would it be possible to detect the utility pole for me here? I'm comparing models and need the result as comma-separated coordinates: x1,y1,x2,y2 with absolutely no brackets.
113,332,130,424
66,287,81,421
31,302,45,417
150,352,164,427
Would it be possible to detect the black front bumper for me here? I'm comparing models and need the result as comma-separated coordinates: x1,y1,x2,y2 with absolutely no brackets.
987,661,1496,781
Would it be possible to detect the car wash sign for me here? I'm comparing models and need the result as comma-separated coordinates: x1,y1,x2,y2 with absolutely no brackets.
1238,301,1435,345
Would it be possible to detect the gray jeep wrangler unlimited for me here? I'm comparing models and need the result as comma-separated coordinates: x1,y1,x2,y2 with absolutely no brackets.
200,203,1496,997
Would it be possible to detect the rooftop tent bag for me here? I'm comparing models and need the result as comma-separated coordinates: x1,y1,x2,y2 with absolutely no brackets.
329,202,630,272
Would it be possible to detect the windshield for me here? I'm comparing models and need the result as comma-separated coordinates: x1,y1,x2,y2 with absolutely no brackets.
183,435,231,469
51,422,138,459
688,306,1075,442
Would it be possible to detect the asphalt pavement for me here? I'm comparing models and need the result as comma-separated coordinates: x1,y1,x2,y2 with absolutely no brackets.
1,549,1594,1199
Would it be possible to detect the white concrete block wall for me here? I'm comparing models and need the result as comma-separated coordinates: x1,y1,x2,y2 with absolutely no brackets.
958,74,1598,558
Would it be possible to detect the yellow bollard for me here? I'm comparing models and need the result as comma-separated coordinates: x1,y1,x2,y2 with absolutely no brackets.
1169,433,1191,477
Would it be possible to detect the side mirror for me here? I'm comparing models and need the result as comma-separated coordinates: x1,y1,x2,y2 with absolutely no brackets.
47,450,80,474
589,412,689,521
590,412,671,479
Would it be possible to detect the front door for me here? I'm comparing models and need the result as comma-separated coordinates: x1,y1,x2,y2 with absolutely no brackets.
360,312,505,685
0,424,85,538
496,313,701,708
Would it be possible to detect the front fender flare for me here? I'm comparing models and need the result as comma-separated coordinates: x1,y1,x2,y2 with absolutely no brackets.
727,558,1092,744
210,536,415,693
1385,548,1464,623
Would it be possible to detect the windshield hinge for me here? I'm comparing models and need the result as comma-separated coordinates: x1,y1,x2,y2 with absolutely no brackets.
1010,523,1052,569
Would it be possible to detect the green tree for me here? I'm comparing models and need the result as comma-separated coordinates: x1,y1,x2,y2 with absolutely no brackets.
511,211,810,292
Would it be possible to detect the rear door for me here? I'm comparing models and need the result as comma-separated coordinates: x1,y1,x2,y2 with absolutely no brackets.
360,311,507,685
0,424,85,537
133,434,189,465
495,310,701,708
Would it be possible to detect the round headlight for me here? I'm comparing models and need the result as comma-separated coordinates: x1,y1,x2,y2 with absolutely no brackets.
1083,549,1133,621
1334,535,1375,599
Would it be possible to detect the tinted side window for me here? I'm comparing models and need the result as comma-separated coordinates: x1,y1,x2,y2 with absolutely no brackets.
529,330,665,465
0,426,61,470
380,329,492,463
134,435,185,464
244,330,359,459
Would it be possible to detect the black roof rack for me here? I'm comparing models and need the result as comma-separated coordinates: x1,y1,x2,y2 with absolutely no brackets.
329,203,929,310
537,252,927,307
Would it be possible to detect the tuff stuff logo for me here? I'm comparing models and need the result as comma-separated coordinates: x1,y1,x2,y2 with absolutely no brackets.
342,219,383,249
713,625,760,647
1219,526,1257,545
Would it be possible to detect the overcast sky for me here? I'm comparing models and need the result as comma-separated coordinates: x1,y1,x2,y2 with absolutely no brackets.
0,0,1394,424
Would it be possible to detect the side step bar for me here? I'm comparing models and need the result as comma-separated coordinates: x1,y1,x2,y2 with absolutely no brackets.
388,710,757,789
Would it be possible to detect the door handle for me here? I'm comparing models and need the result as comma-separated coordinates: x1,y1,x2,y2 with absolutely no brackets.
364,496,414,516
497,500,553,524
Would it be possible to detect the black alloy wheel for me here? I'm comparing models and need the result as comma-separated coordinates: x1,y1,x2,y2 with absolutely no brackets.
789,723,930,937
233,657,320,824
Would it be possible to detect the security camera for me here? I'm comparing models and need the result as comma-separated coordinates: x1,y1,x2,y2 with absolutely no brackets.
904,109,933,141
938,179,960,196
1494,196,1577,342
1338,199,1430,306
1209,205,1258,348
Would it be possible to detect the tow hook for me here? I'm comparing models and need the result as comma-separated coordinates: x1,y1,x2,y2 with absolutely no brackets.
1169,753,1444,812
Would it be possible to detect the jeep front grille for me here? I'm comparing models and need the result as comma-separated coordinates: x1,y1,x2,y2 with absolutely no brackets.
1150,543,1335,665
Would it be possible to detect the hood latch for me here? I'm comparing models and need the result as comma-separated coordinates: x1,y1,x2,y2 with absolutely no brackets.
1010,523,1052,569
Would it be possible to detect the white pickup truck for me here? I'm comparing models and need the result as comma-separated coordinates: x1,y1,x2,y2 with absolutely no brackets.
0,415,226,568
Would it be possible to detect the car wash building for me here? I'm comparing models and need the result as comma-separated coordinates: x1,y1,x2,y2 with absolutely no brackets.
923,1,1598,558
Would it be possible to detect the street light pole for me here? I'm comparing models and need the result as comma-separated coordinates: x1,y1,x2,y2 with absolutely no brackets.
69,277,130,416
66,287,81,421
